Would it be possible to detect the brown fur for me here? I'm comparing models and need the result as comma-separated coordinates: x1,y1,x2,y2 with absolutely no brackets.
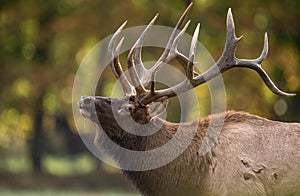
126,112,298,196
78,96,300,196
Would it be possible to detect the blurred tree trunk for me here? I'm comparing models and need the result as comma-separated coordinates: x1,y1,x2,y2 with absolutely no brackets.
31,90,45,173
55,114,88,155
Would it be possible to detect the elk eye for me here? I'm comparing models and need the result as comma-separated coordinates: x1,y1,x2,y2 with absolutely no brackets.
119,104,134,115
123,105,132,112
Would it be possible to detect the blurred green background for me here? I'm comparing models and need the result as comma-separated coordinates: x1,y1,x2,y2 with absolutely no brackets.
0,0,299,195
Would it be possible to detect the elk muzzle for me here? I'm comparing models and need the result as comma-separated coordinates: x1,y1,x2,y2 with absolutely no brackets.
78,96,97,119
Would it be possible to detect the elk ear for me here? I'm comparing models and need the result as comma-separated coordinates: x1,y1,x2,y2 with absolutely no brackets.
148,97,168,118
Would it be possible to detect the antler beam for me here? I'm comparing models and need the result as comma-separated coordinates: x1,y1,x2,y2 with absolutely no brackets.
140,8,295,104
107,3,295,104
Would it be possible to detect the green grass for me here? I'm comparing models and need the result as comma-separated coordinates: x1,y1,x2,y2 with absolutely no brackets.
0,155,138,195
0,154,99,176
0,189,139,196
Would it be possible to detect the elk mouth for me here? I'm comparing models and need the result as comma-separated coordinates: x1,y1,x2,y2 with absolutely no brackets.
79,108,92,118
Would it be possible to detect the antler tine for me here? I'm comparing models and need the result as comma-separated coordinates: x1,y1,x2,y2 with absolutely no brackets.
170,18,201,78
141,24,201,104
147,3,195,94
161,16,200,79
256,32,268,64
141,8,295,104
186,23,200,80
148,19,192,94
154,2,193,67
108,21,127,77
171,20,191,59
234,33,296,96
108,21,134,95
127,14,159,96
169,20,201,77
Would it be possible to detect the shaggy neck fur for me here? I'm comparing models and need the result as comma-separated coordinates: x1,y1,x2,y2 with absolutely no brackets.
95,111,300,196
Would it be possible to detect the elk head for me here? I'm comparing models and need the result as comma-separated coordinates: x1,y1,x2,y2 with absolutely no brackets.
78,3,294,143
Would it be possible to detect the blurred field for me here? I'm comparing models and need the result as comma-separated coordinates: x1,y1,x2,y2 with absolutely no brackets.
0,190,138,196
0,152,139,195
0,162,139,195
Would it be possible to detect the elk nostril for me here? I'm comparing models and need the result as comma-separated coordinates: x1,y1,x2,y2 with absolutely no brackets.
83,97,91,105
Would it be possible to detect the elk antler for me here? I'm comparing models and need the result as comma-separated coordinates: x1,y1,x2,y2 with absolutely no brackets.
108,21,135,96
127,2,196,98
108,3,295,104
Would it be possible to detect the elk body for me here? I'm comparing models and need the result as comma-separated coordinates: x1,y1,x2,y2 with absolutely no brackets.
78,3,300,196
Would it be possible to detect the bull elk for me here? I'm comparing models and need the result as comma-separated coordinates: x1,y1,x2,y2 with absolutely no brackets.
77,3,300,196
